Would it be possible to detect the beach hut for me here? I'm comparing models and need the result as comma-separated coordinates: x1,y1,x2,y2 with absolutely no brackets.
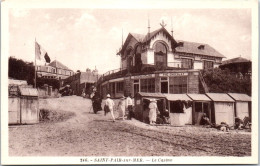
134,92,166,123
19,87,39,124
187,94,212,125
164,94,192,126
206,93,235,126
227,93,251,120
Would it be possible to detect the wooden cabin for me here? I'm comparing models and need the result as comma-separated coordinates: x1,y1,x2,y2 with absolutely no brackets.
228,93,251,120
164,94,192,126
187,94,212,125
134,92,166,123
206,93,235,126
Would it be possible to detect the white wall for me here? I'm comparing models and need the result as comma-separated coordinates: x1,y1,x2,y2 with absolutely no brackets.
147,49,154,64
194,61,203,70
214,64,220,68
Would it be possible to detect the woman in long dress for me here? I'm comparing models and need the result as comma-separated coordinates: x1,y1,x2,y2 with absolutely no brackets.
117,95,126,120
149,99,158,124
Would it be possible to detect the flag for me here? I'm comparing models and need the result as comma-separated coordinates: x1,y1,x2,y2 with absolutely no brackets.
35,41,51,63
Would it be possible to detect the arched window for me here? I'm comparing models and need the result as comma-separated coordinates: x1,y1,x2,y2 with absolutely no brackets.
134,45,142,66
154,42,167,67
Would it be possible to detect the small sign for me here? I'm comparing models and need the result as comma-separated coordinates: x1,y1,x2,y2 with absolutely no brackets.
159,72,188,77
133,74,155,79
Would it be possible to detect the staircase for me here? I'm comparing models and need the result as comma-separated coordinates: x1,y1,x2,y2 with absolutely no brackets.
199,71,209,93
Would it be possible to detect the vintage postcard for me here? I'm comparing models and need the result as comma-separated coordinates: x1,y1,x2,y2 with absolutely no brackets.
1,0,258,165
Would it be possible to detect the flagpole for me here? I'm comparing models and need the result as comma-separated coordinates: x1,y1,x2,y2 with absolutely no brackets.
34,38,37,88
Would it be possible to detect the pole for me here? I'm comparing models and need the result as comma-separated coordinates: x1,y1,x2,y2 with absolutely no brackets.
34,38,37,88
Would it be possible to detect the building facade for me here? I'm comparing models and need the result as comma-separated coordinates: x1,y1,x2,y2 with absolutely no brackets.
219,56,251,79
98,25,225,98
36,60,74,80
63,68,99,96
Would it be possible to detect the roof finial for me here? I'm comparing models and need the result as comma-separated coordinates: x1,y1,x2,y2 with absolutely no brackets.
171,17,173,37
122,28,123,48
160,19,167,28
148,14,150,38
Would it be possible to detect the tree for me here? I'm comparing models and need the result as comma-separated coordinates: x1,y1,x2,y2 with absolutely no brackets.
8,57,60,89
8,57,35,85
201,68,251,96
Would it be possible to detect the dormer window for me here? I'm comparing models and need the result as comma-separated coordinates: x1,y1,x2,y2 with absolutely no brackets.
198,45,205,50
178,42,184,47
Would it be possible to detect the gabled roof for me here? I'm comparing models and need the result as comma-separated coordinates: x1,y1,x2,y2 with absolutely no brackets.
48,60,71,70
130,33,145,42
175,40,225,58
221,57,251,65
119,27,178,55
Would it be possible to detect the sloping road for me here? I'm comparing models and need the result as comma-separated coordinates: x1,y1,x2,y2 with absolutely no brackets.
9,96,251,156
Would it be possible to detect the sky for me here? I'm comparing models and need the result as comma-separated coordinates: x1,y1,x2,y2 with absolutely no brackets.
9,8,251,74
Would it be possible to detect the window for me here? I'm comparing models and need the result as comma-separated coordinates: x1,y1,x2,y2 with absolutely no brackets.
116,82,124,93
204,61,214,69
181,58,193,69
140,78,155,93
154,42,167,66
170,101,184,113
169,76,187,94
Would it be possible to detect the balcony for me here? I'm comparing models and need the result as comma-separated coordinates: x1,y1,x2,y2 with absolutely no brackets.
97,62,192,84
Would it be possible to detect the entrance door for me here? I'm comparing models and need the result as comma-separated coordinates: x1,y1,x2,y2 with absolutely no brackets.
161,82,168,93
134,84,139,96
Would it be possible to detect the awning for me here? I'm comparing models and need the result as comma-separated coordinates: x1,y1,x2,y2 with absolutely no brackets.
137,92,165,98
164,94,191,101
187,94,211,101
143,97,164,101
228,93,251,101
206,93,234,102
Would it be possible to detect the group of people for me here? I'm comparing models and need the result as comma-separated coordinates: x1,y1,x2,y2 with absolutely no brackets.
104,94,134,122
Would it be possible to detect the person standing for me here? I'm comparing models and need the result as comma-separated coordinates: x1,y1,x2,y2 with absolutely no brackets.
149,99,158,125
117,95,126,120
126,95,134,120
105,94,115,122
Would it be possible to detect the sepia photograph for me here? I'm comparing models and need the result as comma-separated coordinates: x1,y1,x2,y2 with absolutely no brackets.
1,0,258,165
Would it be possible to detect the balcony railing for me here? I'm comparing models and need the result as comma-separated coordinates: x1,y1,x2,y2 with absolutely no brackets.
97,62,192,84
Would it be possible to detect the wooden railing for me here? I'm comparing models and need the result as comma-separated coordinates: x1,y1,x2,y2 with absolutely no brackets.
97,62,192,84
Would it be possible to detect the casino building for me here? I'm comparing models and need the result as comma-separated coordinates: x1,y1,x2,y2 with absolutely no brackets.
97,23,225,98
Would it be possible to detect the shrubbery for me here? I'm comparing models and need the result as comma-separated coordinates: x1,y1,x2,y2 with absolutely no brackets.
202,68,251,96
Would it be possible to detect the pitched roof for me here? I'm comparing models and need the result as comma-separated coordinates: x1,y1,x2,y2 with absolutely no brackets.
48,60,71,70
221,57,251,65
130,33,145,42
164,94,192,101
206,93,234,102
175,40,225,58
227,93,251,101
119,27,178,55
187,94,211,101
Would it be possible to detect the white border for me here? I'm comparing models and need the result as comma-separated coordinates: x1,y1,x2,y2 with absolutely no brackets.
1,0,258,165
